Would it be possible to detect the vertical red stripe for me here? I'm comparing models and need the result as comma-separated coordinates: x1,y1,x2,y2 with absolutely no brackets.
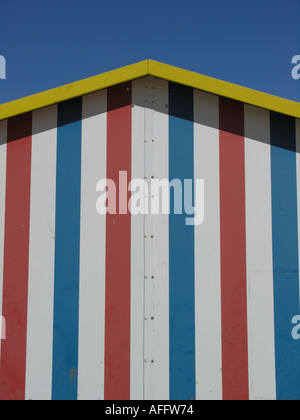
104,83,132,400
0,113,32,400
219,98,249,400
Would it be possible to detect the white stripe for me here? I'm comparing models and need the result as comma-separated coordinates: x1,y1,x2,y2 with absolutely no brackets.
244,105,276,400
0,120,7,348
144,76,156,399
77,90,107,400
130,79,146,400
149,78,169,399
193,90,222,400
25,106,57,400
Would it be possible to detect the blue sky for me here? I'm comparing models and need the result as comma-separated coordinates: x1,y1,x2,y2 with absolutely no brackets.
0,0,299,104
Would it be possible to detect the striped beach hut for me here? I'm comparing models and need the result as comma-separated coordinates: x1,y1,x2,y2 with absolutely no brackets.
0,60,299,400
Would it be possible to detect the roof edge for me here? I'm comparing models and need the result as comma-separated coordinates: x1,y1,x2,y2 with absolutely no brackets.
0,60,149,121
148,60,300,119
0,59,299,121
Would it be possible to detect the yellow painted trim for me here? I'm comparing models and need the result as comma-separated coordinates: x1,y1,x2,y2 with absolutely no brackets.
148,60,300,119
0,59,299,121
0,60,148,121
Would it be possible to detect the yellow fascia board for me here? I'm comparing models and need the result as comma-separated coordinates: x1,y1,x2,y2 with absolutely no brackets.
148,60,300,119
0,59,299,121
0,60,148,121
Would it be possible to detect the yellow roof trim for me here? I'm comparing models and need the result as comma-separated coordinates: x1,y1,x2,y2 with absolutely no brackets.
0,60,148,121
148,60,300,119
0,59,299,121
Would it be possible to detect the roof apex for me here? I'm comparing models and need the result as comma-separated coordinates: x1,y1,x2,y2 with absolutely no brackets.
0,59,299,121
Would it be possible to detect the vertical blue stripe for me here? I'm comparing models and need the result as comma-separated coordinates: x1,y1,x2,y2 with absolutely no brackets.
52,98,82,400
270,112,300,400
169,83,195,400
